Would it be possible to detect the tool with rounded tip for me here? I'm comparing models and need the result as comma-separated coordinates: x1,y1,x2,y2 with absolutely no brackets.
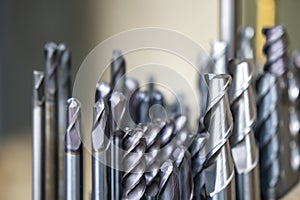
201,74,236,199
228,59,260,200
171,146,193,200
238,27,255,59
92,98,110,200
157,160,179,200
32,70,45,200
109,92,127,200
57,44,71,200
144,121,163,199
65,98,83,200
255,74,280,198
44,42,58,200
95,82,111,102
122,128,147,200
211,41,228,74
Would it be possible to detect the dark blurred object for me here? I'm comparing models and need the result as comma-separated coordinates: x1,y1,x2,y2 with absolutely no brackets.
0,1,96,135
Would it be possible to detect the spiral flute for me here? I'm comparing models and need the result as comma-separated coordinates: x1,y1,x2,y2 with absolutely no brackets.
157,160,179,200
122,128,147,200
144,121,163,198
228,59,260,200
44,42,58,200
257,25,299,198
65,98,83,200
201,74,235,199
256,74,280,198
32,71,45,200
171,146,193,200
111,50,126,93
92,87,111,200
57,44,71,200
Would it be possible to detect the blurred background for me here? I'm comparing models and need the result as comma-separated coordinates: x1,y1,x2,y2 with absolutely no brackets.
1,0,300,199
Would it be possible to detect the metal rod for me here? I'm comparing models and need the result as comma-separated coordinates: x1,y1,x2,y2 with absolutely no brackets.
220,0,238,58
57,44,71,200
65,98,83,200
32,70,45,200
44,42,58,200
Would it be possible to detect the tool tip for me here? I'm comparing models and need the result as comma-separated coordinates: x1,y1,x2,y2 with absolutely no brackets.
112,49,123,60
95,82,111,101
33,71,44,103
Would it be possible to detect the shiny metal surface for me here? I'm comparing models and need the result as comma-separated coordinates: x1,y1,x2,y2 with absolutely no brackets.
256,26,299,198
238,27,254,59
202,74,236,200
122,128,147,200
220,0,238,58
157,160,179,200
111,50,126,93
57,44,71,200
211,41,228,74
44,42,58,200
92,98,110,200
144,121,163,199
228,59,260,200
32,71,45,200
65,98,83,200
171,146,193,200
109,92,126,200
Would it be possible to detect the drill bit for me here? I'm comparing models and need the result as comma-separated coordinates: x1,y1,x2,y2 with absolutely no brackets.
57,44,71,200
92,96,110,200
144,121,163,199
65,98,83,200
171,146,193,200
125,78,140,124
95,82,111,102
238,26,255,59
32,71,45,200
255,74,281,198
109,92,126,200
111,50,126,93
157,160,179,200
260,25,299,198
122,127,147,200
189,133,207,200
211,41,228,74
138,91,150,123
44,42,58,200
228,59,260,200
201,74,235,199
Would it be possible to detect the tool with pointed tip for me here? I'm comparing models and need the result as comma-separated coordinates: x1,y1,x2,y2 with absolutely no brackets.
157,159,179,200
201,74,235,199
171,146,193,200
122,128,147,200
57,43,71,200
32,70,45,200
65,98,83,200
228,59,260,200
44,42,58,200
109,92,127,200
144,120,164,199
92,96,110,200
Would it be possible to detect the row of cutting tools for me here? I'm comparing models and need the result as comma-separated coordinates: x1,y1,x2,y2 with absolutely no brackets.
32,25,300,200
